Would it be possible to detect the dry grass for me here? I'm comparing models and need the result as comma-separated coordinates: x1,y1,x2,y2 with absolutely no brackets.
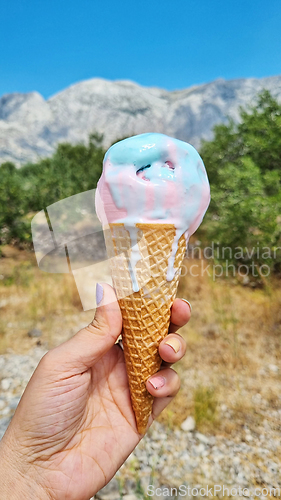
0,246,94,352
1,248,281,440
157,257,281,438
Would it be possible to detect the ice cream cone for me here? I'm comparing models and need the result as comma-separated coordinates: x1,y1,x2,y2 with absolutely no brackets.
95,133,210,432
104,222,187,434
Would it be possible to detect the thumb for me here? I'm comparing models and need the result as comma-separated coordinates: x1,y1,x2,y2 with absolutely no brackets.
49,283,123,373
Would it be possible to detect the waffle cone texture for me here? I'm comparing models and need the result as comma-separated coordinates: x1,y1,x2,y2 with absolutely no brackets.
104,223,187,434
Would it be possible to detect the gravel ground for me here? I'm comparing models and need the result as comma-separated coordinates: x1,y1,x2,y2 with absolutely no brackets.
1,350,281,500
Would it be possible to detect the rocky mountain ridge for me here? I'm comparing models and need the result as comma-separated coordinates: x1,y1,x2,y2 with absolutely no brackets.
1,75,281,166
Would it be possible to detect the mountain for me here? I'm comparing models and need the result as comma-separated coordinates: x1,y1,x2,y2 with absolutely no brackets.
1,75,281,166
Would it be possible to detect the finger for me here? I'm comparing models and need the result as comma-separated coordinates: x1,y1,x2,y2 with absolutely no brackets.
159,333,187,365
169,298,191,334
146,367,180,398
145,368,181,424
46,283,122,373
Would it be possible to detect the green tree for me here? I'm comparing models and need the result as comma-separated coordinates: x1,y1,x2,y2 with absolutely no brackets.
0,162,30,245
200,90,281,273
21,133,105,211
0,135,106,246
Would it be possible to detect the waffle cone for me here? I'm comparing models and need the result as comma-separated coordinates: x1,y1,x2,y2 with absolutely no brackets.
103,223,186,434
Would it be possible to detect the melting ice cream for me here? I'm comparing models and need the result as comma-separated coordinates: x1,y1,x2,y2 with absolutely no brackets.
95,133,210,290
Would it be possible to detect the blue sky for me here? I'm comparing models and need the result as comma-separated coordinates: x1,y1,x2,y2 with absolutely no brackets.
1,0,281,99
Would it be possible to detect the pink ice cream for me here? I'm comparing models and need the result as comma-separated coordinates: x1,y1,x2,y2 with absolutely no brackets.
95,133,210,288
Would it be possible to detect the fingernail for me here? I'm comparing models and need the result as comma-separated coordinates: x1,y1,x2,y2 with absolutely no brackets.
148,376,166,390
164,337,181,353
96,283,104,306
181,298,192,312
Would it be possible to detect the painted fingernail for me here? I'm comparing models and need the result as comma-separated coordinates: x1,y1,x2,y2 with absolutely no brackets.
164,337,181,353
181,298,192,312
148,376,166,390
96,283,104,306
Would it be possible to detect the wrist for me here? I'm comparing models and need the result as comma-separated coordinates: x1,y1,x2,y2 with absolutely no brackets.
0,469,50,500
0,432,51,500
